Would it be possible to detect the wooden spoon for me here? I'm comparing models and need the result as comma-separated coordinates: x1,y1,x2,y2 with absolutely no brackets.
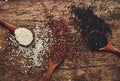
89,31,120,54
43,39,66,81
43,60,60,81
99,42,120,54
0,18,34,46
0,18,18,32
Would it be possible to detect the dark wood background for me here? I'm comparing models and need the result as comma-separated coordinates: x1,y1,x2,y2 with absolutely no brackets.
0,0,120,81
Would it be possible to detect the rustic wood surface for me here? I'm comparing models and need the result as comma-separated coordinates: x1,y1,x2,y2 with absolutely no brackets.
0,0,120,81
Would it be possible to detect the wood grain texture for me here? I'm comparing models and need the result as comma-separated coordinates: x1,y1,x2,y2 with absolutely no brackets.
0,0,120,81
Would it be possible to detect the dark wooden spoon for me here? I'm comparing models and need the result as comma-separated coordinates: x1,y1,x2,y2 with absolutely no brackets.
0,18,34,46
0,18,18,32
89,31,120,54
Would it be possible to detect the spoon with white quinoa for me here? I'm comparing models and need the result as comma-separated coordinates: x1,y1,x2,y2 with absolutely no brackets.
0,18,34,46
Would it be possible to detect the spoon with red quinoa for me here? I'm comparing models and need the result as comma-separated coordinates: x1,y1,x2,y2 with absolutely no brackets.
43,18,68,81
44,39,67,81
0,18,34,46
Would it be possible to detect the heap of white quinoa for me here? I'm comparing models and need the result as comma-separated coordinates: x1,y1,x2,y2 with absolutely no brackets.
7,25,51,67
14,28,33,46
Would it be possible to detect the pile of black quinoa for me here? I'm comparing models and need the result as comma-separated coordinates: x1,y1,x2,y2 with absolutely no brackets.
71,5,112,50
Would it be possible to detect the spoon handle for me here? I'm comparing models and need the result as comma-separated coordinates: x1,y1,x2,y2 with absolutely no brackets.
43,60,59,81
107,43,120,54
0,18,18,32
100,42,120,54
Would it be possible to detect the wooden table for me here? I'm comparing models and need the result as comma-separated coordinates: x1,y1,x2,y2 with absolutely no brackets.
0,0,120,81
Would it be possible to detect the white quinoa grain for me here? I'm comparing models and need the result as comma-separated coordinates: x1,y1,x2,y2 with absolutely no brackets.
14,28,33,46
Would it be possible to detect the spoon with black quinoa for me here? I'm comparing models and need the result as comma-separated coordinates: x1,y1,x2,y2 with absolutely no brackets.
89,31,120,54
71,6,120,54
0,18,34,46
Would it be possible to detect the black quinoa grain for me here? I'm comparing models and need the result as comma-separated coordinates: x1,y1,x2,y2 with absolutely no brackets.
71,6,111,35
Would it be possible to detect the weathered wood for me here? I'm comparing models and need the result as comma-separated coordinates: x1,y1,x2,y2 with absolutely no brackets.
0,0,120,81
